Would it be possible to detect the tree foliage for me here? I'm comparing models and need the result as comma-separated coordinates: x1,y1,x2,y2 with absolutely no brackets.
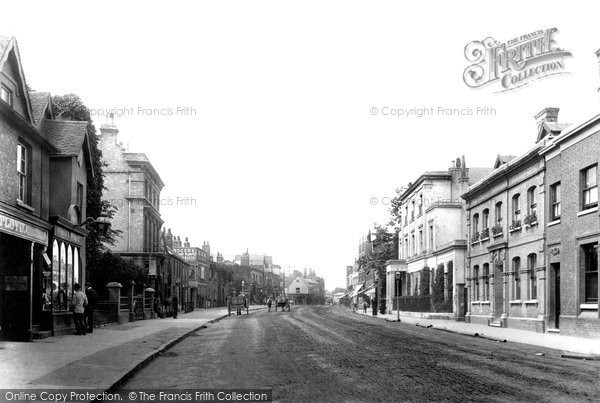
51,94,122,289
89,252,149,296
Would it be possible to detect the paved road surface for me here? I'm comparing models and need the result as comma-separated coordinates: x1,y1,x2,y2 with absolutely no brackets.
119,305,600,402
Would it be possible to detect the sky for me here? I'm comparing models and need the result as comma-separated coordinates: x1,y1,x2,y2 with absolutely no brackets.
4,1,600,290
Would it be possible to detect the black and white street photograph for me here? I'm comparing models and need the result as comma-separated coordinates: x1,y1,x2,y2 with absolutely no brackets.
0,1,599,402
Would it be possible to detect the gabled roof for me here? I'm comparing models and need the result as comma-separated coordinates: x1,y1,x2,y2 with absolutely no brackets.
29,91,53,127
42,120,88,156
41,119,95,178
0,36,34,125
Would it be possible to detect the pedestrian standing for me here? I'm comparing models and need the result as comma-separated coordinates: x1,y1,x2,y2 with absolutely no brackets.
363,301,367,313
71,283,88,335
267,298,272,312
172,294,179,318
84,282,98,333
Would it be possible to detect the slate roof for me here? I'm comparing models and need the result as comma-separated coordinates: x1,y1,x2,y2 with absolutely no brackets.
42,120,88,156
29,92,51,127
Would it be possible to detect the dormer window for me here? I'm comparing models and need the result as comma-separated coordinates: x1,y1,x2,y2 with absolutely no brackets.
1,85,12,107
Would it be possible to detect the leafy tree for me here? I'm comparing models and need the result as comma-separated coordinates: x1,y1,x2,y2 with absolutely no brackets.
51,94,122,288
357,224,398,313
90,252,149,296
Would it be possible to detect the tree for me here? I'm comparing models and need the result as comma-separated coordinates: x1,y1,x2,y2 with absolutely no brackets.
51,94,122,289
357,224,398,313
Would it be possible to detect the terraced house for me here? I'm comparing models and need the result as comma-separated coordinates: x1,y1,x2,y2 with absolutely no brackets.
541,110,600,337
462,108,564,332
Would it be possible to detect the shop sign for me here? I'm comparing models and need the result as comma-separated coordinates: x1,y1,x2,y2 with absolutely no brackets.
5,276,28,291
0,213,47,245
174,247,198,261
54,227,83,244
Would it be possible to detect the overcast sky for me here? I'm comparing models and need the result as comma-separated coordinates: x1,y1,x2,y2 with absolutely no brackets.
5,1,600,290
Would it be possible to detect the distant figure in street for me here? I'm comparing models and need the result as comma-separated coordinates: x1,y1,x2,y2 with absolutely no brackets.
71,283,88,335
267,298,272,312
213,298,216,308
154,296,163,318
172,294,179,319
84,282,98,333
363,301,367,313
353,302,357,313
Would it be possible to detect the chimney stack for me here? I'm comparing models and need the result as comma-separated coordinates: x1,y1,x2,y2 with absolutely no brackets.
534,107,559,127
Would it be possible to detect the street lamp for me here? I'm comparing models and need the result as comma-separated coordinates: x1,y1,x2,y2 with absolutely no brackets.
395,270,401,322
241,280,245,294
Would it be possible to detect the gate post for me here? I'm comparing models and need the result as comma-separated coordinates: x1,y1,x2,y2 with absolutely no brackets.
145,288,155,319
107,282,122,324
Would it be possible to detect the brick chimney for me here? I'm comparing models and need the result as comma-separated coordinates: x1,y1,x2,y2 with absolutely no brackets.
534,107,559,127
184,237,190,248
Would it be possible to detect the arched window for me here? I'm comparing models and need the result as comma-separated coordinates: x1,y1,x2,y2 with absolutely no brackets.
512,257,521,300
482,209,489,230
472,213,479,242
512,194,521,224
473,265,480,301
59,242,67,310
483,263,490,301
74,248,80,288
52,240,60,307
527,186,537,215
67,245,73,297
495,201,503,225
528,253,537,300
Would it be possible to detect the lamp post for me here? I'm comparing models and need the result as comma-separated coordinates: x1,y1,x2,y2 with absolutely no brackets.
395,270,401,322
241,280,245,294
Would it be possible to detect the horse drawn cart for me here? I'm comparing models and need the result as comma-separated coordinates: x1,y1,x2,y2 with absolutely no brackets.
275,296,291,312
228,294,248,316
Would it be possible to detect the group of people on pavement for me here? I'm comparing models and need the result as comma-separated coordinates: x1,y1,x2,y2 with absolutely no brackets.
71,282,98,336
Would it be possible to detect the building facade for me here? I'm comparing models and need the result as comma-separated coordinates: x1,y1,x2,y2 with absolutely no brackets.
389,158,491,318
462,112,553,331
0,36,93,339
541,111,600,337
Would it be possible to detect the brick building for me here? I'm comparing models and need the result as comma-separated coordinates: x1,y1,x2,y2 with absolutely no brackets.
462,109,565,331
0,36,93,339
97,122,173,303
541,111,600,337
389,158,491,319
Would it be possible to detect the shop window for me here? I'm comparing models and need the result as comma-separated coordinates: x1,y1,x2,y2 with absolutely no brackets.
582,165,598,210
582,243,598,303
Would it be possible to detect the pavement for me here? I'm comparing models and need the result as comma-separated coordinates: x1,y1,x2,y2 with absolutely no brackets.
0,306,264,393
349,307,600,357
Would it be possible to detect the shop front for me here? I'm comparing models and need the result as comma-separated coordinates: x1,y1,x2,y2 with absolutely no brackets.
44,217,87,336
0,207,50,341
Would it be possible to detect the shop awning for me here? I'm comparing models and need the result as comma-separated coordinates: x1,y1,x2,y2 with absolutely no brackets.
348,283,363,298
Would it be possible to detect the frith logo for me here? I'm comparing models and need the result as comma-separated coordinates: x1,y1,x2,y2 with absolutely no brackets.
463,28,572,92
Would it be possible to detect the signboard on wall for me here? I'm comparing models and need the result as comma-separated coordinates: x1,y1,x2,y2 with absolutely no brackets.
5,276,28,291
173,247,199,261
